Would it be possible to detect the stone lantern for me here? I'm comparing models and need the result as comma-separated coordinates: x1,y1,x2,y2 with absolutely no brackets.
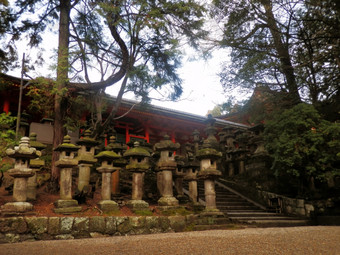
196,116,224,216
183,149,200,205
247,124,269,177
234,129,249,175
106,135,127,199
76,129,99,192
154,135,180,208
192,129,201,155
1,137,40,215
27,132,47,200
173,155,187,203
123,142,151,211
223,127,237,176
53,135,81,214
95,142,122,213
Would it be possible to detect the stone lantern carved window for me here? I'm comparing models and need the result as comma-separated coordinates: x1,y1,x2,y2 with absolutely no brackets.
86,146,91,152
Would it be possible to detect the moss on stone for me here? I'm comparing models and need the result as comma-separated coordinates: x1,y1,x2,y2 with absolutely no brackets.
134,210,153,216
123,146,150,157
196,148,222,159
125,162,150,170
161,207,192,216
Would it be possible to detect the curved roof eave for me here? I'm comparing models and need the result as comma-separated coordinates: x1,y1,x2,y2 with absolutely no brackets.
106,96,250,129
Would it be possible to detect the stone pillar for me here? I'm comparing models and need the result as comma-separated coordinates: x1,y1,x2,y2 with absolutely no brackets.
196,115,224,217
204,179,217,210
13,175,30,202
183,161,200,205
76,130,99,192
173,157,187,204
27,133,46,201
1,137,40,215
95,143,122,213
235,129,249,175
154,135,180,209
101,171,112,200
53,135,82,214
124,142,151,212
239,159,245,174
132,172,144,200
106,135,127,199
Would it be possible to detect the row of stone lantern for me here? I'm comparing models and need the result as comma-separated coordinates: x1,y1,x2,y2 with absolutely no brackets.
217,123,269,177
1,115,226,217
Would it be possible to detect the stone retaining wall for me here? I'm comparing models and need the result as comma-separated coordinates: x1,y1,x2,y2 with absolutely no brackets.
0,215,195,243
257,190,315,217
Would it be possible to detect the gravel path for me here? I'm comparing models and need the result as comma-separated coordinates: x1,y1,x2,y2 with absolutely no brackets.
1,226,339,255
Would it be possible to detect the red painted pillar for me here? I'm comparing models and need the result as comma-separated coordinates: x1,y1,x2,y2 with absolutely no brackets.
171,131,175,143
125,125,130,144
145,126,150,143
3,99,10,114
171,131,176,155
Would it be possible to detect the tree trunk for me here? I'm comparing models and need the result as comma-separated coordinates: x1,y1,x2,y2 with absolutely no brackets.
51,0,71,187
262,0,301,105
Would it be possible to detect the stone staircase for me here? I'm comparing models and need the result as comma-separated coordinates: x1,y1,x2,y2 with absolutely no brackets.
191,179,311,228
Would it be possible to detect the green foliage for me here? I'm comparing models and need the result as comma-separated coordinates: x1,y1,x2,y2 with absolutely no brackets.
264,104,340,194
211,0,339,107
0,112,16,170
26,77,89,131
209,98,248,117
26,77,55,118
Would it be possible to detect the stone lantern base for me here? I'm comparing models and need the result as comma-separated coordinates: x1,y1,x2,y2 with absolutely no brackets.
200,208,225,218
157,196,180,212
53,199,82,214
176,194,189,204
1,202,34,216
98,200,119,213
126,200,150,212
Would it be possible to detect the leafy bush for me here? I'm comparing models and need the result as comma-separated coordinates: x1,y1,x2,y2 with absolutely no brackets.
0,113,16,171
264,103,340,196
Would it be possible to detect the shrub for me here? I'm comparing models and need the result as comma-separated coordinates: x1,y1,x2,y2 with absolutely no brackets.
264,103,340,196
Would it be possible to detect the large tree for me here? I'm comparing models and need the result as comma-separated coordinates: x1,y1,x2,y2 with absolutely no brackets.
1,0,206,182
210,0,339,107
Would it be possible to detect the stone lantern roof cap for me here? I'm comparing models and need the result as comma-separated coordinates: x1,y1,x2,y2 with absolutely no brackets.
106,136,126,151
54,135,80,152
175,155,186,167
123,142,150,158
76,130,100,146
95,150,120,160
6,136,41,159
154,135,180,151
196,147,222,159
29,133,47,150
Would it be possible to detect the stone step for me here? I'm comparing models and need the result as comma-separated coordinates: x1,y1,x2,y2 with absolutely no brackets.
227,212,281,217
216,201,252,206
194,217,231,225
218,205,261,210
229,216,299,221
193,224,243,231
216,195,241,199
184,179,312,228
231,219,311,227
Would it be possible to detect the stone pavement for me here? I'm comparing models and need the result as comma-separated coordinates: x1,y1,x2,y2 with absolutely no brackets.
0,226,339,255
